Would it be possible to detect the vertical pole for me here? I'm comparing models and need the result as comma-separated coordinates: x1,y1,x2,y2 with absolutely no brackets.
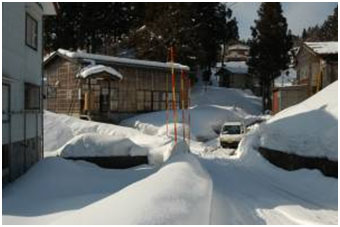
165,49,170,137
180,69,186,141
187,75,191,147
170,46,178,144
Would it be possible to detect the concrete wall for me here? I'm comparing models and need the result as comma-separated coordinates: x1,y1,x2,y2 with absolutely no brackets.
2,3,44,184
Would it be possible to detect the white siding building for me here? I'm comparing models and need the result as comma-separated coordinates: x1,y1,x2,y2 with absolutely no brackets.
2,3,56,184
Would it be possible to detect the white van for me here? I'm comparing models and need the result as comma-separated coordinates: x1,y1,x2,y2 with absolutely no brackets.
219,122,246,148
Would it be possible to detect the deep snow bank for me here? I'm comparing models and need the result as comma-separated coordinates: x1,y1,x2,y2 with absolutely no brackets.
59,133,148,158
191,86,262,115
259,81,338,160
44,111,170,164
121,105,261,142
121,85,262,142
203,125,338,224
3,142,212,225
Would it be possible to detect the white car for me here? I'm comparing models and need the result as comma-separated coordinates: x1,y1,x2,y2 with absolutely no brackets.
219,122,246,148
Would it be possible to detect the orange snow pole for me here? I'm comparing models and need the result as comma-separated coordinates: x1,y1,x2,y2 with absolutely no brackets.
180,69,186,141
170,46,178,144
186,74,191,145
165,49,170,137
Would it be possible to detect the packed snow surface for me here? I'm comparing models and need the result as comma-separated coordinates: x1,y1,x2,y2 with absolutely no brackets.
304,41,338,55
4,72,337,224
259,81,338,160
3,142,213,224
77,64,123,80
198,126,338,224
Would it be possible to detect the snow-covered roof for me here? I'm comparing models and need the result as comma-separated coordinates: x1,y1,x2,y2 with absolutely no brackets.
77,65,123,80
40,2,58,15
228,44,249,51
45,49,190,71
304,42,338,55
224,61,248,74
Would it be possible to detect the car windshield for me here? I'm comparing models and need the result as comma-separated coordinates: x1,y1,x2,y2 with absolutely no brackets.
222,125,241,135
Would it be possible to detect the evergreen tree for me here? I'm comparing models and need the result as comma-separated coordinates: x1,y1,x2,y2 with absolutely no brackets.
43,3,143,54
302,28,307,40
129,3,238,68
298,5,337,42
319,6,338,41
248,3,292,112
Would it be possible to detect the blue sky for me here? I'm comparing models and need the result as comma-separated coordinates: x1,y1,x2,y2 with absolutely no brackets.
228,2,338,40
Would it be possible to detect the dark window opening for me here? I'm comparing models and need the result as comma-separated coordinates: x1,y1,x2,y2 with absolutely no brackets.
25,83,40,110
3,144,9,171
25,13,38,50
2,84,10,122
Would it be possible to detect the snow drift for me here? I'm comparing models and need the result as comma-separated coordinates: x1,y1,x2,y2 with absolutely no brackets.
59,133,148,158
121,105,260,142
190,86,262,115
3,142,212,225
259,81,338,160
44,111,171,165
121,85,262,142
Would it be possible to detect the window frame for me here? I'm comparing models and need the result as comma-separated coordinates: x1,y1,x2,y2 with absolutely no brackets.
2,83,10,123
25,82,40,110
25,13,38,51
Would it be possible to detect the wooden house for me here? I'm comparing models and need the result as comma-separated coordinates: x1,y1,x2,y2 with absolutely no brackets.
43,49,190,123
272,42,338,114
2,2,57,184
216,61,250,89
295,42,338,95
224,44,249,62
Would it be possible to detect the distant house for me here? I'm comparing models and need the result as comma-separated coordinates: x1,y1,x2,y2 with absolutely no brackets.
2,3,57,184
216,61,250,89
272,42,338,114
43,49,190,123
295,42,338,95
225,44,250,62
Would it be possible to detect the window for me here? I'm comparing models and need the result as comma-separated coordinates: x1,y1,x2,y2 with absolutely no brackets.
3,144,9,171
25,83,40,110
2,84,10,122
47,85,57,98
26,13,38,50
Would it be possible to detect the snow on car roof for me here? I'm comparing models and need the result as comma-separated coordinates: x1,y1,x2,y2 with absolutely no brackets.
304,42,338,55
77,65,123,80
46,49,190,71
222,122,242,126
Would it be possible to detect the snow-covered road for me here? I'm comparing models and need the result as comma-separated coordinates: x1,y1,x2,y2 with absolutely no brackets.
200,157,337,225
4,79,337,224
